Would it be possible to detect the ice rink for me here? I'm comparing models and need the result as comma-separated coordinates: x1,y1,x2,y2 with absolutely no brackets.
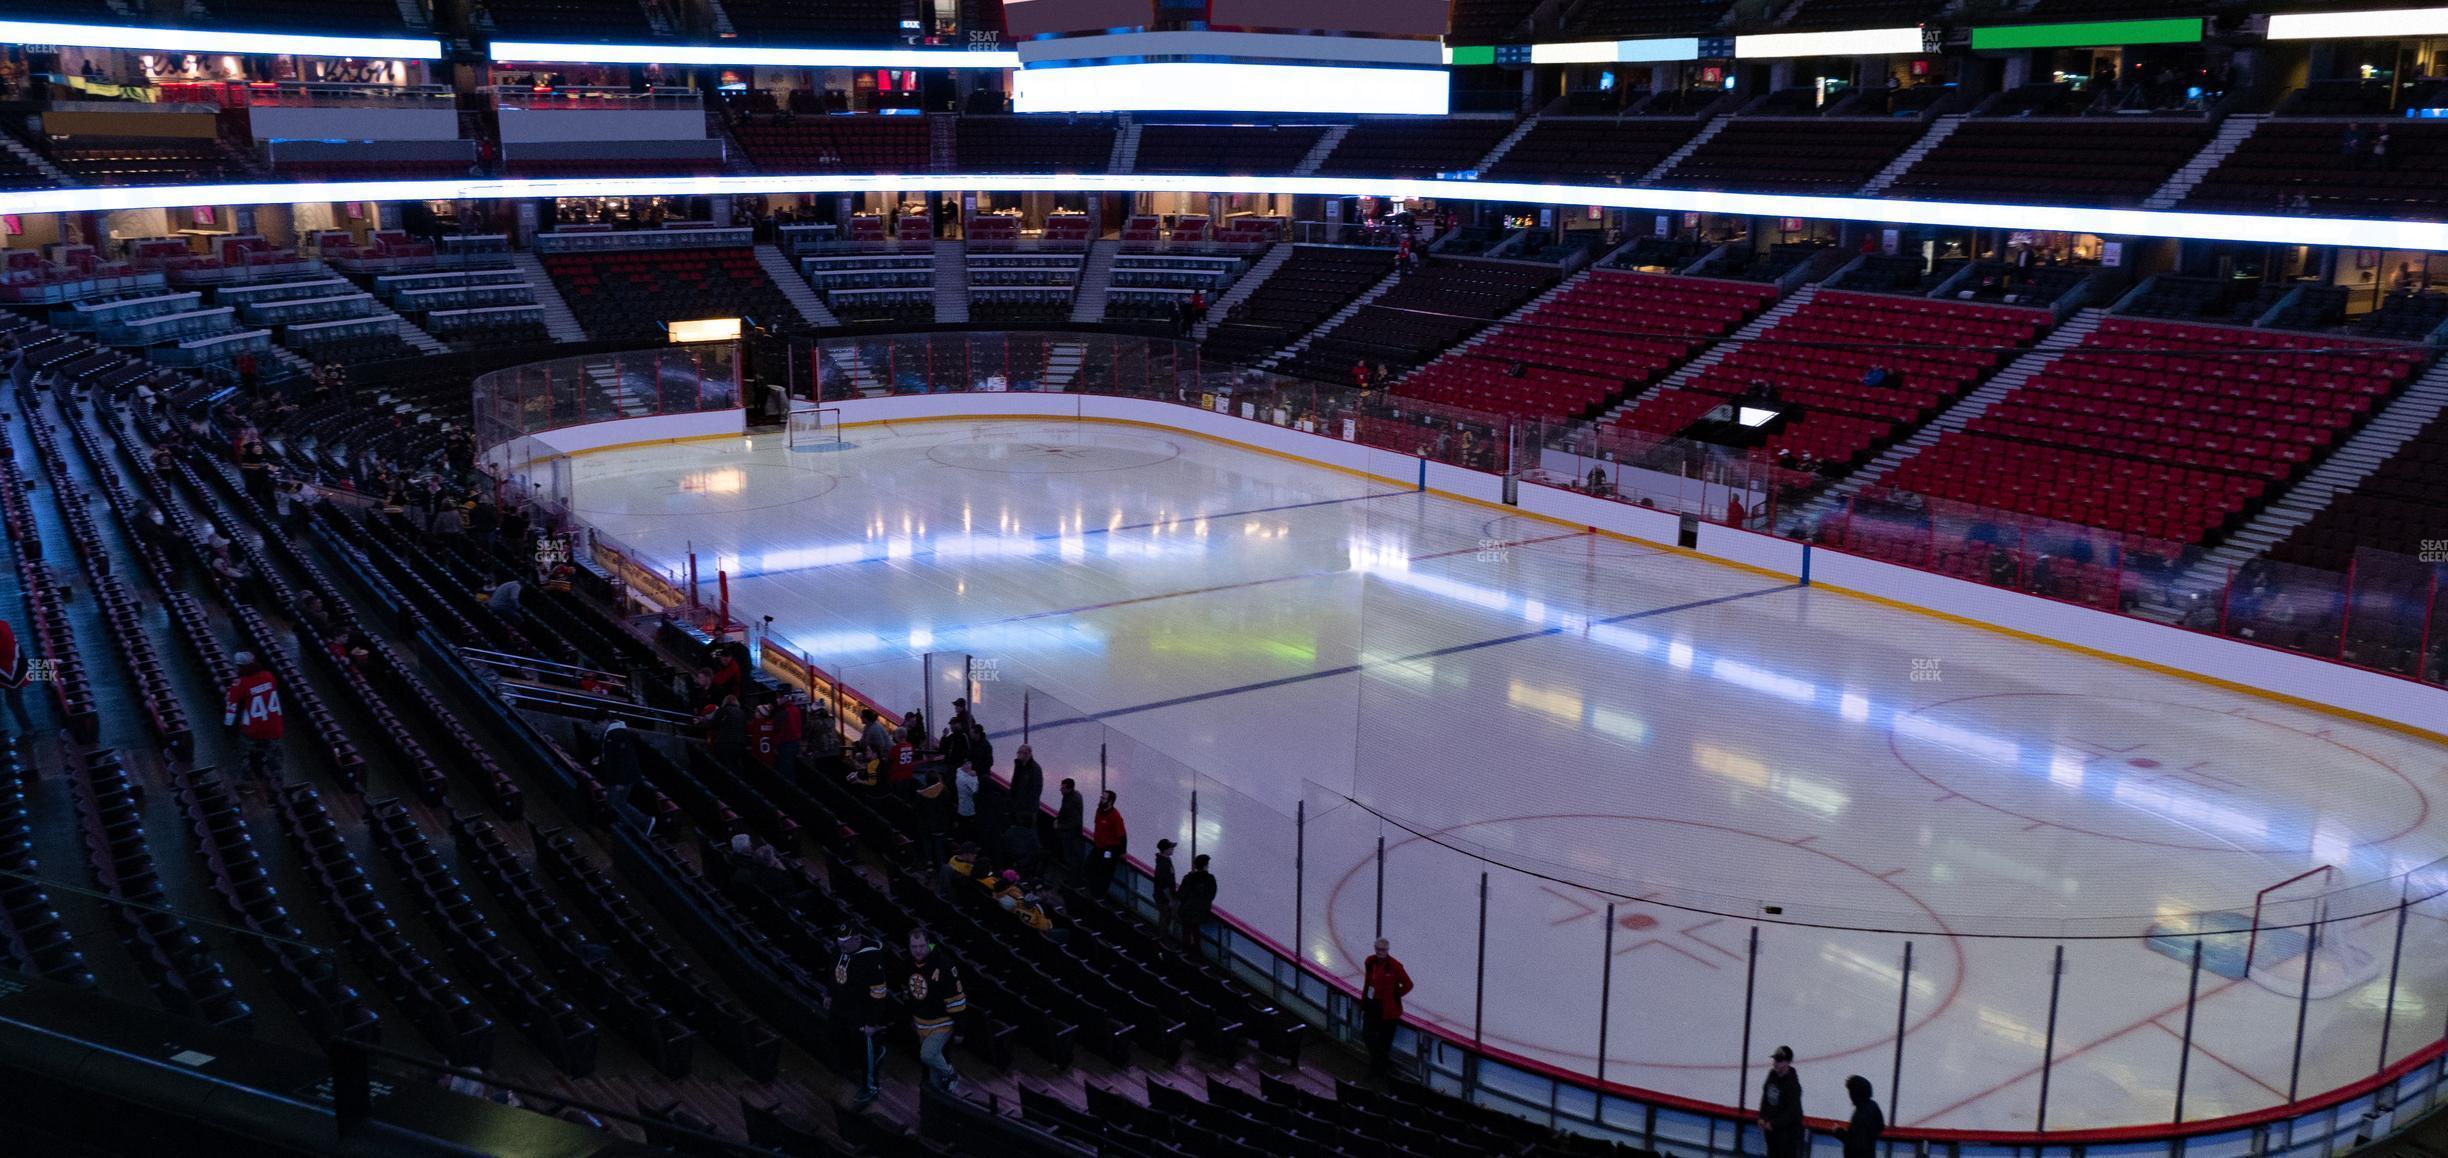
568,417,2448,1133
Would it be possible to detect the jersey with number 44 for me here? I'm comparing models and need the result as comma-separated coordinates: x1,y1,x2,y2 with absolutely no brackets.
225,672,285,740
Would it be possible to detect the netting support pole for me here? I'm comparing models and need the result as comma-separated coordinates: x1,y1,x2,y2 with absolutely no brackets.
1098,742,1107,796
2174,938,2202,1124
2339,557,2360,659
2379,891,2410,1076
1472,872,1488,1046
1189,790,1199,862
1597,903,1616,1086
1293,801,1305,966
1022,689,1031,745
1889,941,1912,1150
1373,835,1386,940
2037,945,2064,1133
2289,910,2320,1102
1735,926,1759,1158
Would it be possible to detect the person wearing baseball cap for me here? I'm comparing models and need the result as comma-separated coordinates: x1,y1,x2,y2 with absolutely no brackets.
1758,1045,1803,1158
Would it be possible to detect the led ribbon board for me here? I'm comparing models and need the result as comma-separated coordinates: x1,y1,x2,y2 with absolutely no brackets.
2268,7,2448,39
1968,18,2203,50
3,174,2445,252
490,40,1021,69
1734,27,1924,58
1528,38,1701,64
1011,61,1450,114
0,19,440,59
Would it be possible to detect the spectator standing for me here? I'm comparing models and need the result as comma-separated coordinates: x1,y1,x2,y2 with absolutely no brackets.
223,650,285,793
708,694,749,779
1055,778,1085,880
1759,1045,1804,1158
1361,938,1413,1079
0,617,33,741
1151,839,1179,931
831,931,891,1108
905,928,966,1094
859,707,893,771
1003,745,1044,864
773,693,805,779
597,714,640,815
1836,1075,1883,1158
1178,854,1217,950
953,758,979,840
1087,790,1127,896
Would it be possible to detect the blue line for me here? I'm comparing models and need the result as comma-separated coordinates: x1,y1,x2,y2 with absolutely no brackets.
999,581,1801,736
1801,543,1812,588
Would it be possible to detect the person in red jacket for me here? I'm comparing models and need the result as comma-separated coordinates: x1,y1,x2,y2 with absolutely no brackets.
1361,937,1414,1080
1087,790,1127,897
223,650,285,791
772,693,805,778
0,617,33,741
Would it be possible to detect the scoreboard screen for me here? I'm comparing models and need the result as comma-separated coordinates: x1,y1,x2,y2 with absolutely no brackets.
1205,0,1451,37
1001,0,1158,37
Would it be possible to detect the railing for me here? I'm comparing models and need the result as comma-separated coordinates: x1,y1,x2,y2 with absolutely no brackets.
473,332,2448,1157
530,227,753,255
489,85,702,113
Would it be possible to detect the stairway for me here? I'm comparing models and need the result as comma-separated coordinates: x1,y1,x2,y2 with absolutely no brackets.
1261,267,1405,368
1600,285,1821,423
391,0,432,31
1043,340,1088,390
754,244,838,328
703,0,736,37
2184,355,2448,581
1473,116,1539,175
0,132,71,187
508,251,589,343
1191,243,1294,342
2143,115,2265,209
264,346,316,381
933,242,969,324
1782,310,2106,530
1293,125,1351,176
928,113,958,175
384,307,450,356
1859,114,1968,196
637,0,678,37
1108,115,1140,174
1068,239,1122,323
1640,115,1730,184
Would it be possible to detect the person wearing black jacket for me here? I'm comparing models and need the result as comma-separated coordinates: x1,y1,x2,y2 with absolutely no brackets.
1055,777,1085,882
597,715,640,815
708,695,749,780
1178,854,1217,950
1836,1075,1883,1158
1003,746,1043,865
830,930,891,1108
1759,1045,1804,1158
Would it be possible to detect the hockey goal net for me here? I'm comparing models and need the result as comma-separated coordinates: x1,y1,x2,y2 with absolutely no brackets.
786,405,842,449
2246,865,2383,999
